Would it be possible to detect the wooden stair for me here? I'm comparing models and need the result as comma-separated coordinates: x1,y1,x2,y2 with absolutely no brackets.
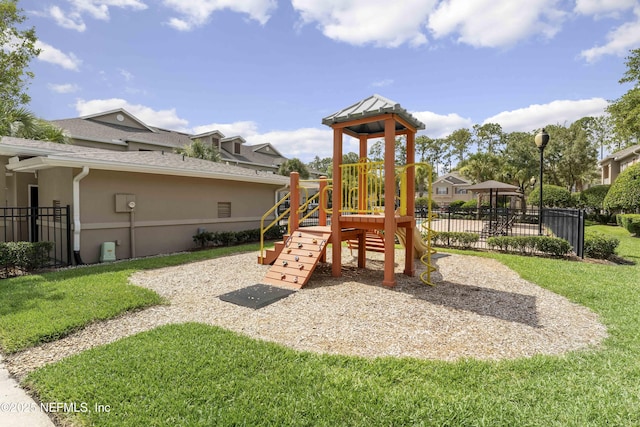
262,228,332,289
258,239,287,265
346,230,386,255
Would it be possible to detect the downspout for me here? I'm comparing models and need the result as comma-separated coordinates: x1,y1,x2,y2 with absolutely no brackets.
73,166,90,264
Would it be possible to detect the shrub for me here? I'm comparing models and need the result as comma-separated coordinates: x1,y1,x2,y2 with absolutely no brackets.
461,199,489,209
578,185,610,209
429,232,479,249
448,200,466,209
603,162,640,213
583,231,619,259
528,185,573,208
193,226,286,248
618,214,640,236
487,235,571,257
415,197,439,209
0,241,54,274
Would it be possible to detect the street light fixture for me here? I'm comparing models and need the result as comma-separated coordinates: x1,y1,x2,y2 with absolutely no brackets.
534,128,550,235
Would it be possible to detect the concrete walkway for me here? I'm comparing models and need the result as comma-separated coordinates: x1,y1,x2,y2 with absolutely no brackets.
0,356,55,427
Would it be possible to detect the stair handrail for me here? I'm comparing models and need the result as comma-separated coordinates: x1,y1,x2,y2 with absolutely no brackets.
259,192,291,264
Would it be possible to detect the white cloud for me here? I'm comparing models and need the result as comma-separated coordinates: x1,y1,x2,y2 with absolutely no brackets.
580,8,640,62
292,0,435,47
248,127,345,161
162,0,277,31
482,98,609,133
48,83,80,93
193,121,259,137
428,0,565,48
48,6,86,31
412,111,473,138
574,0,637,17
74,99,190,131
371,79,394,88
119,68,134,82
35,41,82,71
43,0,147,31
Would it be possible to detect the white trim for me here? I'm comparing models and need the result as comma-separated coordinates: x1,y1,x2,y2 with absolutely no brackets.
73,167,90,252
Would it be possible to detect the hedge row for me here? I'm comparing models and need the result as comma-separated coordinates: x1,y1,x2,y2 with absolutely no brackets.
617,214,640,236
0,241,54,275
193,226,286,248
428,231,479,249
486,236,572,257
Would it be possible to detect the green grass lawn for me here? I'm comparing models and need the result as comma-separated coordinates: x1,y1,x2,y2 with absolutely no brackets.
19,228,640,426
0,244,262,353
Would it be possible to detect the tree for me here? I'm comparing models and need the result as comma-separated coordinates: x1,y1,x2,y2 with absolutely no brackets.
1,0,40,110
0,105,67,143
607,48,640,146
457,152,502,183
175,139,221,162
543,123,598,191
473,123,505,154
446,128,472,164
277,158,309,179
603,162,640,213
528,185,573,208
576,115,616,161
306,155,332,175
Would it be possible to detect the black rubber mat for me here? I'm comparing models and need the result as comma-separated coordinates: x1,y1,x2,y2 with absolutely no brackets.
218,284,296,309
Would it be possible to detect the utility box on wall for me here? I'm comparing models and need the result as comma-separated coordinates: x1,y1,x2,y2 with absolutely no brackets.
100,242,116,262
115,194,136,212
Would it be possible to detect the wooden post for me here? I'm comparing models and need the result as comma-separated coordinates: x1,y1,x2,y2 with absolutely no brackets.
290,172,300,232
319,176,327,263
331,128,342,278
405,131,416,276
383,116,396,287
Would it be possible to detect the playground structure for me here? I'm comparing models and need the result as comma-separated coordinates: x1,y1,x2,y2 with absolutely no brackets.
258,95,437,289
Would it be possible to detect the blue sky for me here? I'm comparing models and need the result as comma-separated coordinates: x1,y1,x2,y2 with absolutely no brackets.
18,0,640,162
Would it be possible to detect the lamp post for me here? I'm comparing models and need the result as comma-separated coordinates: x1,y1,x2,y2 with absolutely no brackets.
534,128,550,235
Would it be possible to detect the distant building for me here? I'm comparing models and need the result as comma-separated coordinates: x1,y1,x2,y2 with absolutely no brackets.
52,109,288,172
600,144,640,185
430,171,473,206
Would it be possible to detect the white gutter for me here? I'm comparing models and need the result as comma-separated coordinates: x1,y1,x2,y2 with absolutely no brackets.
73,167,90,261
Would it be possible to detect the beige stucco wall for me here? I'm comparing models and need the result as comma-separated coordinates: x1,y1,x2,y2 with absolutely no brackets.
77,169,281,263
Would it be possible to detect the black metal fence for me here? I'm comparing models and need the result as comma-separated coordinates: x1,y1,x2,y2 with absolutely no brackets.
1,206,72,269
424,207,585,256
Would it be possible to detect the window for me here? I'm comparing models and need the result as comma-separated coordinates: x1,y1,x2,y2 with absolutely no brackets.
218,202,231,218
602,165,609,179
234,142,241,154
455,188,467,194
436,187,448,195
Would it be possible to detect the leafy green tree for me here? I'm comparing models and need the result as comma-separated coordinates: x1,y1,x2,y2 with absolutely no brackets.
543,122,598,191
415,135,446,175
458,152,502,183
603,162,640,213
0,105,67,143
576,115,616,161
501,131,539,191
306,155,332,175
446,128,472,164
607,48,640,146
1,0,40,110
175,139,221,162
277,158,309,179
528,185,573,208
473,123,505,154
578,185,610,210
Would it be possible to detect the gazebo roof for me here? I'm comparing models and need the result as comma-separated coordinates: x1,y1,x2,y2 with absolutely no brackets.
465,180,519,192
321,94,425,137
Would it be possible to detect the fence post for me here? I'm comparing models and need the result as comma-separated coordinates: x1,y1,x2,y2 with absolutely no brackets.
66,205,72,266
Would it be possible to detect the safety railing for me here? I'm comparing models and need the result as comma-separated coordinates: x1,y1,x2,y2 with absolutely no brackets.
259,192,290,264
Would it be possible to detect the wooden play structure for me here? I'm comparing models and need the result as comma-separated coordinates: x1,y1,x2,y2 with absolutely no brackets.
258,95,437,289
